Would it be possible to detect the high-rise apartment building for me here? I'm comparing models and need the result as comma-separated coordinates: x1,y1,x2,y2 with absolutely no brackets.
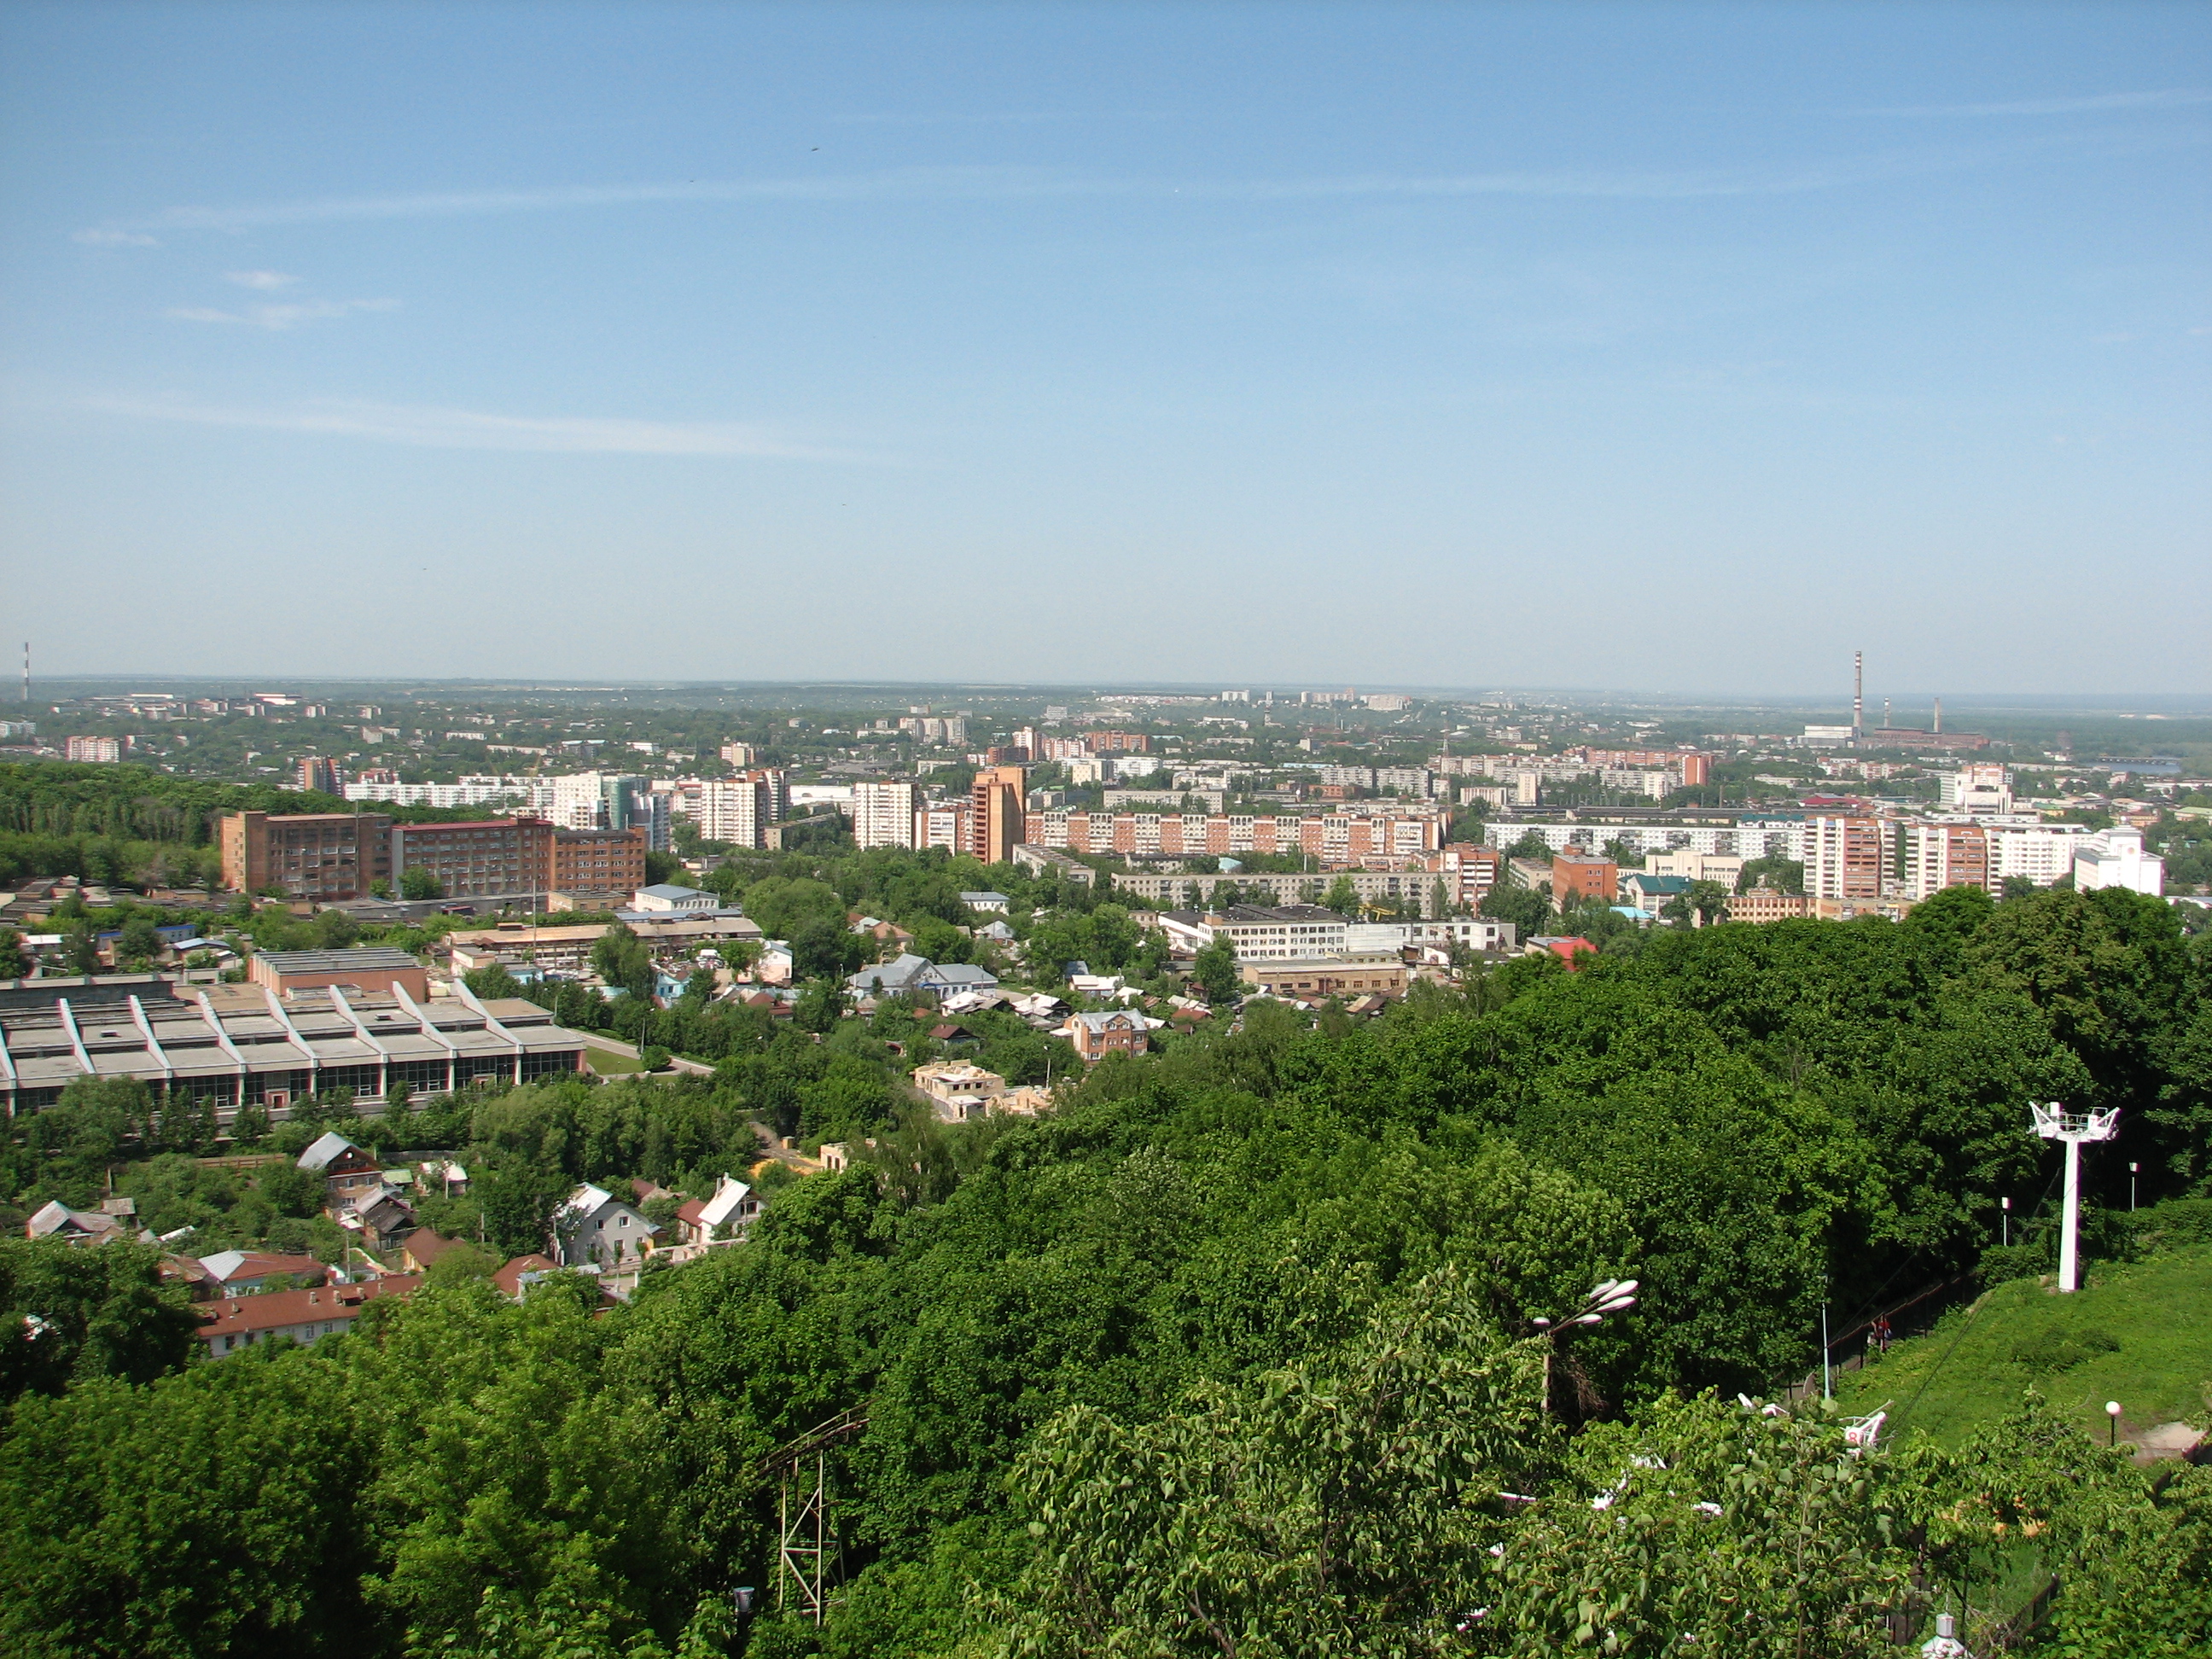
1900,823,1994,901
221,812,394,901
694,771,789,848
970,765,1027,864
915,801,971,853
1803,816,1891,901
64,735,122,763
298,756,345,795
853,781,919,849
719,741,758,767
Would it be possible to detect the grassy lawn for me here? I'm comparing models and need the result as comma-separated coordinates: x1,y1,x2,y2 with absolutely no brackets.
585,1046,645,1075
1835,1242,2212,1448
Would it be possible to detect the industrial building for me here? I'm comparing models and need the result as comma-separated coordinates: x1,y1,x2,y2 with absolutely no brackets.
0,980,590,1119
221,811,394,902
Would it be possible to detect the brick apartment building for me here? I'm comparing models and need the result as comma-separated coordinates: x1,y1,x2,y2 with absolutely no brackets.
228,811,640,903
393,818,558,899
971,765,1027,865
553,826,647,893
222,812,394,901
1550,852,1619,905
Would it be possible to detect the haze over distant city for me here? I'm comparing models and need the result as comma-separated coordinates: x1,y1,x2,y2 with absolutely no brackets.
3,3,2206,691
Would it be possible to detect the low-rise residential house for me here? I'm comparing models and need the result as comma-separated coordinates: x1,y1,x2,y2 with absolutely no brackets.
337,1190,418,1253
492,1253,562,1299
1060,1009,1150,1062
696,1173,765,1242
849,914,917,954
23,1198,132,1243
197,1274,422,1359
400,1230,465,1273
553,1184,659,1268
195,1249,329,1296
960,891,1011,914
913,1060,1006,1121
1529,935,1598,970
299,1132,386,1208
976,919,1017,944
1068,972,1134,1001
847,954,1001,1000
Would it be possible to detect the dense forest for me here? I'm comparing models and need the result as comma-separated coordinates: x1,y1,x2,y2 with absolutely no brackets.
3,880,2209,1655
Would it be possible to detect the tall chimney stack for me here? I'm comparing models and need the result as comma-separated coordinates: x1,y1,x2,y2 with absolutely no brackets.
1933,696,1942,735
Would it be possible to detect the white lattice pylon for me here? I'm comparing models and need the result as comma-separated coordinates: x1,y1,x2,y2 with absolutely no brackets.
2031,1102,2120,1292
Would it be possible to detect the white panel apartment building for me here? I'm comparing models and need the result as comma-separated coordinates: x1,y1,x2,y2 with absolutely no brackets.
852,781,919,850
690,771,789,848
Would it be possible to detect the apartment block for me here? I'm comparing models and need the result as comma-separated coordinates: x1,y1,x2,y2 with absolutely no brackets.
1900,822,1994,901
691,771,789,848
551,828,647,894
221,812,395,901
298,756,345,795
852,781,919,850
915,800,971,854
64,736,122,763
1551,853,1619,905
1026,809,1443,864
1803,816,1891,901
971,765,1027,865
392,818,558,900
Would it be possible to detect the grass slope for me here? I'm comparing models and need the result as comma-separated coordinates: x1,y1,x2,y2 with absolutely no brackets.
1834,1243,2212,1448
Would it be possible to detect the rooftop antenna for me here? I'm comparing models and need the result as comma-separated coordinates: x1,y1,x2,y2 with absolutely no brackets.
1852,651,1863,748
2032,1101,2120,1292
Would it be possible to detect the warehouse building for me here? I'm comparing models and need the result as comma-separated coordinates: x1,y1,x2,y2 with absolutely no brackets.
0,980,589,1119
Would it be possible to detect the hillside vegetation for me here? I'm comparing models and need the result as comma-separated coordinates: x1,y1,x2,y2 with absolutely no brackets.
1,880,2209,1656
1837,1217,2212,1448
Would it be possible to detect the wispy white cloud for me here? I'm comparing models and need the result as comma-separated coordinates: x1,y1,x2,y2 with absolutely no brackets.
74,124,2198,242
224,270,298,289
167,297,398,331
1868,88,2212,117
83,394,859,459
73,227,160,247
67,149,2011,237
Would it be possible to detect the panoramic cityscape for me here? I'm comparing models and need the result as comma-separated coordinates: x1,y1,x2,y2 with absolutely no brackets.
3,3,2208,1657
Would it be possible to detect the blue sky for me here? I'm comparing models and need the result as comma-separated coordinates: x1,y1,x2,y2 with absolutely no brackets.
3,3,2206,694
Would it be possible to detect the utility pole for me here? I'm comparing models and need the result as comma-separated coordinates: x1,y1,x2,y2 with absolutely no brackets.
2032,1101,2120,1293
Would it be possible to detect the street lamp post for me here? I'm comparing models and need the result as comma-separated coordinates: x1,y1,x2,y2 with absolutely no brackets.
2000,1196,2010,1249
2129,1162,2139,1214
1535,1279,1637,1415
2106,1400,2122,1448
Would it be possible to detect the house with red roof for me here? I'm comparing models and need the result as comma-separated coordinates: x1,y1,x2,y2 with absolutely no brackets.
196,1274,421,1359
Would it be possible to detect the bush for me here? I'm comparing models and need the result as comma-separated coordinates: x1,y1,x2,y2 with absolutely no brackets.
639,1045,671,1072
2011,1325,2122,1371
2135,1196,2212,1247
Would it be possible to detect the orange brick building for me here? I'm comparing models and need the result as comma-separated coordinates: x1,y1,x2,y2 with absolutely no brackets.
1551,853,1619,905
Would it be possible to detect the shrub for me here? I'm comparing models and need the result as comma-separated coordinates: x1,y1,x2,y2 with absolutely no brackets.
2012,1325,2122,1371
